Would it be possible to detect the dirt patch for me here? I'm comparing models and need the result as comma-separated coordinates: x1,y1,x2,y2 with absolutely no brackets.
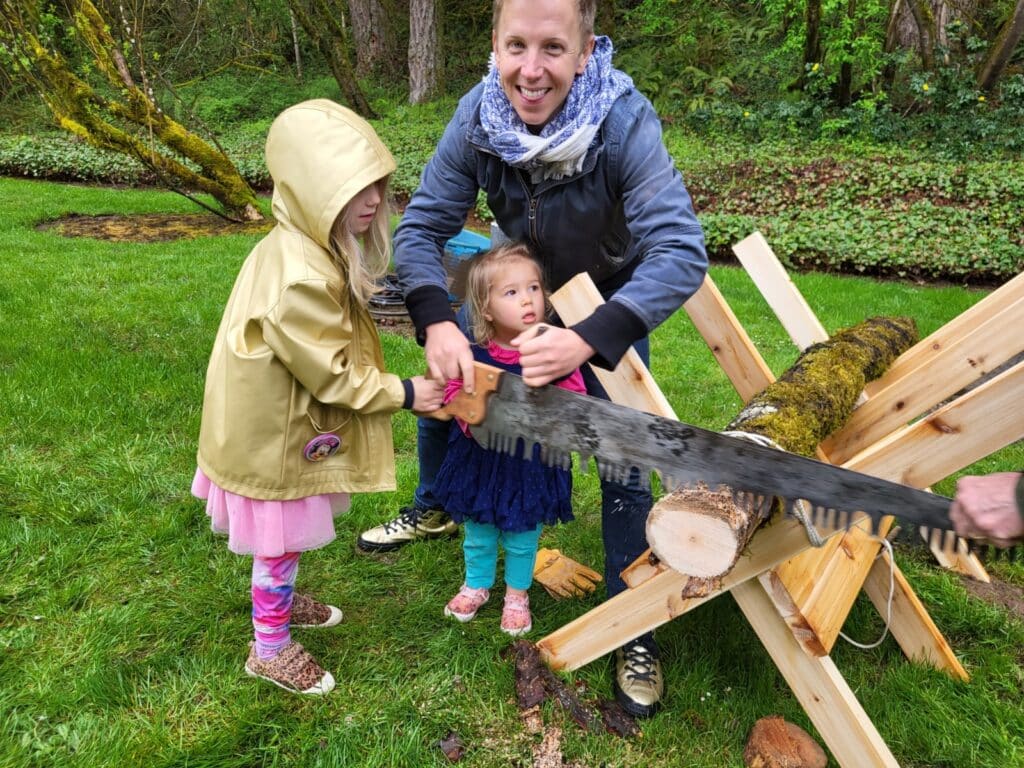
37,212,273,242
37,198,490,245
959,573,1024,621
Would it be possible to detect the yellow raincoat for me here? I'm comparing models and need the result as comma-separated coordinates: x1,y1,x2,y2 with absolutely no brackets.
196,100,405,499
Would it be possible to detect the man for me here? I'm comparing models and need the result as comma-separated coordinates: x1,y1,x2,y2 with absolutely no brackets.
358,0,707,717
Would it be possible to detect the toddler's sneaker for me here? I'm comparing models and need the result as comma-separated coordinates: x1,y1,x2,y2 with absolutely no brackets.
291,593,343,628
244,641,335,695
444,585,490,622
500,593,532,637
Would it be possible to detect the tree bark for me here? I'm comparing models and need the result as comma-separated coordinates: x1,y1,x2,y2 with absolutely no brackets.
904,0,936,70
348,0,400,79
408,0,441,104
976,0,1024,92
286,0,375,116
645,317,918,584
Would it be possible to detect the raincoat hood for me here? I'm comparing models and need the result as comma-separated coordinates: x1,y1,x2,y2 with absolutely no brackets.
266,99,396,250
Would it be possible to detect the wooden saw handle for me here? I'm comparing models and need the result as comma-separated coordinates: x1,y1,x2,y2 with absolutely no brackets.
425,361,504,425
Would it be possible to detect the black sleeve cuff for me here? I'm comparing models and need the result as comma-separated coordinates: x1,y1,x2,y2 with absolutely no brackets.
571,301,648,370
400,378,415,410
405,285,457,346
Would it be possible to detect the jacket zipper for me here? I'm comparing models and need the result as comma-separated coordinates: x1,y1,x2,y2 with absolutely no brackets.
516,168,540,243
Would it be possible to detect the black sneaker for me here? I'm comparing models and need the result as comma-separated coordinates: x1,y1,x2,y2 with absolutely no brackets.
613,639,665,718
356,506,457,552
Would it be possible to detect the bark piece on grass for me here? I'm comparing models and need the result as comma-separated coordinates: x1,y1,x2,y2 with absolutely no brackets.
744,715,827,768
505,640,639,738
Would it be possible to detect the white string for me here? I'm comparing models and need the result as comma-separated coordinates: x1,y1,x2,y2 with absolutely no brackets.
838,536,896,650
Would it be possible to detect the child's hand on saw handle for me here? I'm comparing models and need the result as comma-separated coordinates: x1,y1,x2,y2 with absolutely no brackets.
418,362,504,424
407,375,445,412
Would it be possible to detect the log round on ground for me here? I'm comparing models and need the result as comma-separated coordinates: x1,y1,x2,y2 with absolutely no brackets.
743,716,827,768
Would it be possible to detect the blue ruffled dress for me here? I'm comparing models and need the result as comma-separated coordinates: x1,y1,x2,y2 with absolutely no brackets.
432,342,585,533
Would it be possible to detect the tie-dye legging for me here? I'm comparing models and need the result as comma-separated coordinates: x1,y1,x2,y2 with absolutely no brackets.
252,552,300,660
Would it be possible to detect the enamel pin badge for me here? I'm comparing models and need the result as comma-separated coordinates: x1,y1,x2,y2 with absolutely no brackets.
303,434,341,462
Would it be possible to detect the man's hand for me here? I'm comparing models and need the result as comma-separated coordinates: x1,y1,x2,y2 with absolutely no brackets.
424,321,475,393
511,324,594,387
949,472,1024,548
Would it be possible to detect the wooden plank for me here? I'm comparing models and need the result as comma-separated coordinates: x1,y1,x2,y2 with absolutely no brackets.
732,579,902,768
550,273,676,419
538,517,837,671
862,550,969,681
731,231,829,351
682,275,775,402
861,270,1024,399
842,361,1024,489
822,293,1024,463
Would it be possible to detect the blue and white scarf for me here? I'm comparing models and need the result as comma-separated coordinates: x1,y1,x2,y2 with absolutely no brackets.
479,36,633,182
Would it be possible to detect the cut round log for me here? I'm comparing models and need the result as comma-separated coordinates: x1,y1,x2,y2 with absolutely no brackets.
743,715,827,768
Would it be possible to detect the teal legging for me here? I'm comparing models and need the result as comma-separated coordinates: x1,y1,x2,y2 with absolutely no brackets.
463,520,543,592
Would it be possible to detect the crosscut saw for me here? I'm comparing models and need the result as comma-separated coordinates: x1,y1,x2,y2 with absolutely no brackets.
436,361,960,543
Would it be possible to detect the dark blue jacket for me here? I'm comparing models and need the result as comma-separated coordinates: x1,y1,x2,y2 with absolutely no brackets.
396,82,707,369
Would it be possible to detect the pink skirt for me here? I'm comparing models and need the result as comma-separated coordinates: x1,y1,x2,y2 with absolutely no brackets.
191,467,350,557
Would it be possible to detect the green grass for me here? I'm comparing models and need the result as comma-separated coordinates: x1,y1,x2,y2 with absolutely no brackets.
1,176,1022,767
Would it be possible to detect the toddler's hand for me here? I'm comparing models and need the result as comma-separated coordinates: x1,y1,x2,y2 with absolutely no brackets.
409,375,445,412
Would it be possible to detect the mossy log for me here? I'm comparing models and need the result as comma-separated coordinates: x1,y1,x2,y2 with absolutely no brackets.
646,317,918,583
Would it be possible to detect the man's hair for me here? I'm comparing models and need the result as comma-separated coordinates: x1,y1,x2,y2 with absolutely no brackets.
492,0,596,41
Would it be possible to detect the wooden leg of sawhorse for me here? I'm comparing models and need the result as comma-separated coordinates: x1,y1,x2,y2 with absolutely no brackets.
862,550,969,681
732,578,901,767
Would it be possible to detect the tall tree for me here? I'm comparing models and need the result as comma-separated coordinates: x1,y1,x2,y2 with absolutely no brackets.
285,0,375,116
976,0,1024,92
0,0,261,221
348,0,400,79
408,0,441,103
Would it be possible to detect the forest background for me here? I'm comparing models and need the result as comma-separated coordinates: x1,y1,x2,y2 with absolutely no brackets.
1,0,1023,282
1,2,1024,767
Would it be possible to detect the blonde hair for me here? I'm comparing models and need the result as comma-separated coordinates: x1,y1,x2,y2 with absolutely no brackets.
465,242,546,345
328,178,393,305
492,0,596,42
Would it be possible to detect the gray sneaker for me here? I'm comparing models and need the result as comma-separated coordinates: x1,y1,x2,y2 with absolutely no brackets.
613,640,664,718
356,506,457,552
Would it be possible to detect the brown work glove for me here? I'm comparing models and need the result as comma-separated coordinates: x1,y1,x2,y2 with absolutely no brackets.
532,548,603,599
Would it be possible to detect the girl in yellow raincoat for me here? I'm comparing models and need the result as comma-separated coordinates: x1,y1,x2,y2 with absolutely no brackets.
192,100,443,695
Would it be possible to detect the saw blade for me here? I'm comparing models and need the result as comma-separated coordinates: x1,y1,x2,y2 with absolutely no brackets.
478,371,956,538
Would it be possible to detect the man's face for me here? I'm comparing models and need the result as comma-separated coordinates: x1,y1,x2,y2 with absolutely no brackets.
492,0,595,130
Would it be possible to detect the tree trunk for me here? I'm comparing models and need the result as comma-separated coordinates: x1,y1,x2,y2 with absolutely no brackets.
645,317,918,584
904,0,936,70
408,0,441,104
976,0,1024,92
0,0,262,221
289,8,303,80
286,0,376,116
348,0,400,79
794,0,824,91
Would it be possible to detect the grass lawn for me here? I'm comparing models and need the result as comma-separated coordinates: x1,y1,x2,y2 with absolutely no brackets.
1,176,1022,767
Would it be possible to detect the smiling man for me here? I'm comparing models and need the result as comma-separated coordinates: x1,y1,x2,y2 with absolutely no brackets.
357,0,708,718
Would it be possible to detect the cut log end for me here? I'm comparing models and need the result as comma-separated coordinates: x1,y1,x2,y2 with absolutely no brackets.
744,716,827,768
647,484,771,579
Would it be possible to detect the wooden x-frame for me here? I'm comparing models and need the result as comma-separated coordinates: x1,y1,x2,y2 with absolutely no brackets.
538,233,1024,767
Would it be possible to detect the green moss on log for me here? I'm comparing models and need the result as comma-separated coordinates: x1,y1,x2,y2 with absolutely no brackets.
726,316,918,457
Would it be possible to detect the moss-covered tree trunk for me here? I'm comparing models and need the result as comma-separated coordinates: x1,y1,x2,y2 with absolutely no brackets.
646,317,918,589
286,0,375,117
0,0,261,221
